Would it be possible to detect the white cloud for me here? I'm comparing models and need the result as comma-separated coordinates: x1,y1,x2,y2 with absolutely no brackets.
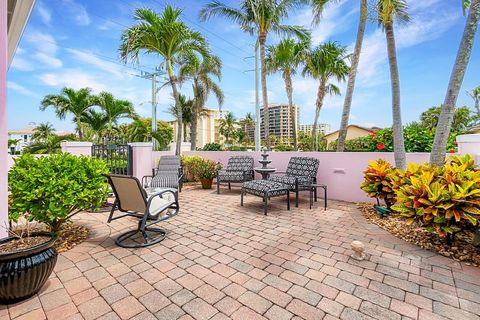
38,69,107,92
10,56,34,71
36,1,52,26
63,0,90,26
7,81,37,97
34,52,63,68
66,49,124,78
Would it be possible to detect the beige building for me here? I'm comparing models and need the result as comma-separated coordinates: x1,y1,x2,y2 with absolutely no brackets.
299,123,331,135
169,108,229,148
322,124,379,147
260,104,299,144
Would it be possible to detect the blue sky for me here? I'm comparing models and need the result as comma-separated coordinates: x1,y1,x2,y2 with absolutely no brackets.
7,0,480,132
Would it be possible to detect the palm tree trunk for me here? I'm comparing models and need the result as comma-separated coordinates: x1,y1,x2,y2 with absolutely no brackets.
337,0,367,152
167,60,183,155
259,34,270,150
76,119,83,141
431,0,480,166
190,108,198,150
475,97,480,115
284,70,297,149
385,23,406,170
312,79,326,151
183,123,187,142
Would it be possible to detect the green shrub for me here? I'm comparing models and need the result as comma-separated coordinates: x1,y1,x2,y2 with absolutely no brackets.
274,144,295,151
391,155,480,239
360,159,397,208
201,143,222,151
8,153,109,234
190,158,222,180
181,155,203,181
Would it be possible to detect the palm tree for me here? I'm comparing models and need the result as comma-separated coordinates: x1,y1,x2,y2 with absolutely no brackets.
24,134,77,154
336,0,368,152
31,122,55,143
377,0,409,169
303,42,350,151
169,94,193,143
468,86,480,115
238,112,255,145
179,53,224,150
219,111,237,145
200,0,308,150
431,1,480,166
126,118,174,150
120,6,209,155
266,37,310,150
81,110,109,143
92,92,136,134
40,87,94,140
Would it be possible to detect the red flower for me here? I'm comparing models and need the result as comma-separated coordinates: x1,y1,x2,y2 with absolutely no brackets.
448,149,456,153
370,131,376,137
377,142,385,150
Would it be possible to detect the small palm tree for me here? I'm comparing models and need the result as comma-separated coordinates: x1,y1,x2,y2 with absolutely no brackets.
179,53,224,150
40,87,94,140
468,86,480,115
238,112,255,145
31,122,55,143
92,92,136,133
169,94,193,143
266,37,310,150
200,0,308,150
24,134,77,154
81,110,109,143
303,42,350,151
377,0,409,169
120,6,209,155
219,111,237,146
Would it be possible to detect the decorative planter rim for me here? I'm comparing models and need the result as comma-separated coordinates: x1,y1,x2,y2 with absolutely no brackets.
0,232,57,261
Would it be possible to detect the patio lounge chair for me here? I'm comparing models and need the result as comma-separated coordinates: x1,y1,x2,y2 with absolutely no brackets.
217,155,254,194
105,174,179,248
142,155,183,191
269,157,320,207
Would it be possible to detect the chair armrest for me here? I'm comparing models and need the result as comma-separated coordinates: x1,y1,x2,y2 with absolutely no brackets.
142,175,154,188
147,188,178,204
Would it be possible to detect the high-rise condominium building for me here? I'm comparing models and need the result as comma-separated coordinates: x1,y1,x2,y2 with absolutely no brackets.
299,123,331,135
260,104,299,144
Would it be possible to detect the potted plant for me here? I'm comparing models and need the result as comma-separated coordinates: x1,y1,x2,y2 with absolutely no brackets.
1,153,108,303
191,158,222,189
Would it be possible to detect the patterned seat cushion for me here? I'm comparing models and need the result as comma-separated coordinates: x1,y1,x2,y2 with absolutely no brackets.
242,180,289,197
217,170,248,182
150,173,179,189
269,175,312,190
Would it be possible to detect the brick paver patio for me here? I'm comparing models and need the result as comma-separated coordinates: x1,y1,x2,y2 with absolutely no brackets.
2,186,480,320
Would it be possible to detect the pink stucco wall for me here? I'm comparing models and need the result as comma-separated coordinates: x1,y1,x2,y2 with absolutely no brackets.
1,1,7,238
179,151,432,203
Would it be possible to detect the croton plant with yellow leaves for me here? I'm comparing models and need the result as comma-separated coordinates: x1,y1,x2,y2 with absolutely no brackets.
393,155,479,238
360,159,397,208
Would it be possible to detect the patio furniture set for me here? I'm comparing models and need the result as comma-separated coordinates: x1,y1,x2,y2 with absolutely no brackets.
104,154,327,247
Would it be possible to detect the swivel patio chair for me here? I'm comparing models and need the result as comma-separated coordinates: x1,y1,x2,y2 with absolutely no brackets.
105,174,179,248
217,155,255,194
142,155,183,191
269,157,320,207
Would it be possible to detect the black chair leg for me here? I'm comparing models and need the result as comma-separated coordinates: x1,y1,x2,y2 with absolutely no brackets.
228,182,231,190
240,189,244,206
287,191,290,211
314,188,318,202
295,188,299,208
217,179,220,194
107,200,118,223
324,187,327,210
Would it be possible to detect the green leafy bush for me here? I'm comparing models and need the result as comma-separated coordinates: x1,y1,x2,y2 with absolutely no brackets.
190,158,222,180
201,143,222,151
274,144,295,151
360,159,397,208
391,155,480,239
9,153,109,234
181,155,203,181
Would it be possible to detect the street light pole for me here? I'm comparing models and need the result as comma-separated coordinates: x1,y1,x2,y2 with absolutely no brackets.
254,42,260,152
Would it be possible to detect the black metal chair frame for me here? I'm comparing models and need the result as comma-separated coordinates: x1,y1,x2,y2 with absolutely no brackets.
309,184,327,210
216,156,254,194
105,174,179,248
240,184,290,215
142,158,184,192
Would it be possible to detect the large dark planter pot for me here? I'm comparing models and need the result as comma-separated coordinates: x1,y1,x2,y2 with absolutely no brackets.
0,232,57,304
200,178,213,189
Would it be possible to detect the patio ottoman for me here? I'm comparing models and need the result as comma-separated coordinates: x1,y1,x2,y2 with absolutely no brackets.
241,180,290,215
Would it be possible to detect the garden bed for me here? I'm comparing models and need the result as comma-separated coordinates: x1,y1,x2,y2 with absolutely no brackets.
358,203,480,266
7,223,89,253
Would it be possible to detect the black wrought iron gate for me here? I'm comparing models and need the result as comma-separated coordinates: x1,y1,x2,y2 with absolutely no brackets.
92,138,133,175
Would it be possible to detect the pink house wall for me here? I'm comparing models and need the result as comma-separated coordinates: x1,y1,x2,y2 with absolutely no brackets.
180,151,432,203
1,2,7,238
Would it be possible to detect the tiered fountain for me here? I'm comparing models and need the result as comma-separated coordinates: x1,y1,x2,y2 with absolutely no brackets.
254,148,276,180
